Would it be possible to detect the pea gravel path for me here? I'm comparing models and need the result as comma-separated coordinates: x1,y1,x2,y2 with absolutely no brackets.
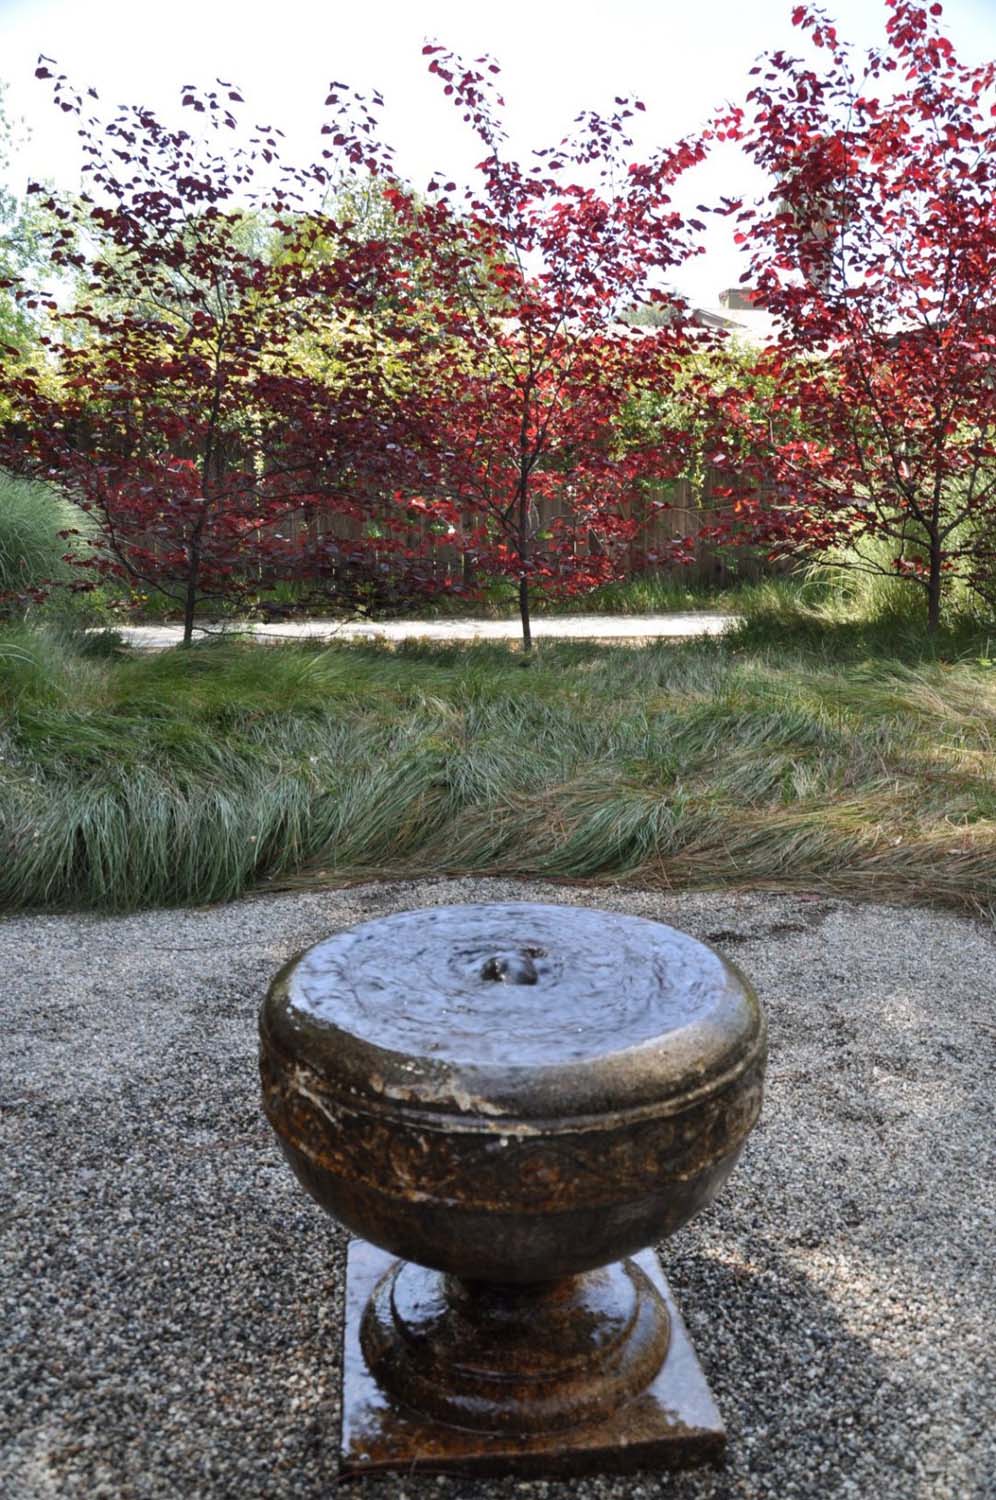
2,878,993,1500
112,612,737,650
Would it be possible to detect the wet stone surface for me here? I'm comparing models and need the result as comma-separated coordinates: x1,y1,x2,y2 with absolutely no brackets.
1,877,994,1499
282,902,744,1066
341,1243,724,1476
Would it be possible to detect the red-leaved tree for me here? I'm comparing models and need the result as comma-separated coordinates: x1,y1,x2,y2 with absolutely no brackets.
381,51,713,649
717,0,996,629
0,62,429,641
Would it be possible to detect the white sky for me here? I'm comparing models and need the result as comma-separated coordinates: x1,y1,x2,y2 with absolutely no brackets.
1,0,994,304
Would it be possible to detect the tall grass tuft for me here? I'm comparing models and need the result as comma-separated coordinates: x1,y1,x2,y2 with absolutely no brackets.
0,471,87,606
3,629,996,914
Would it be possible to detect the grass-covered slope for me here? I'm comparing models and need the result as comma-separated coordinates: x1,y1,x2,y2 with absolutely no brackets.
2,618,996,914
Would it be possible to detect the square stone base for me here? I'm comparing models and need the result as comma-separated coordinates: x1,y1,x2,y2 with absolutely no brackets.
339,1240,726,1480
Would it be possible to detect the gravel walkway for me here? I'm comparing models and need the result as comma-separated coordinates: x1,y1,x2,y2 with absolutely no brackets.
2,878,993,1500
111,613,737,649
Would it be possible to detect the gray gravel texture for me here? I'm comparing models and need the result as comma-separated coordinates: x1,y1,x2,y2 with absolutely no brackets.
1,877,994,1500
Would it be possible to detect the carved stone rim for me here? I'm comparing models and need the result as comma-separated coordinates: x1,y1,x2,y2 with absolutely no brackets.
261,967,766,1124
261,1018,767,1137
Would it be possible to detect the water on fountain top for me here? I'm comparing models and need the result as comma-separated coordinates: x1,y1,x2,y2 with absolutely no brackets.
286,903,742,1068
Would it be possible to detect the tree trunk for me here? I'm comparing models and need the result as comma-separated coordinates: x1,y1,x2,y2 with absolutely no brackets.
517,483,532,654
927,534,942,634
518,573,532,654
182,549,200,647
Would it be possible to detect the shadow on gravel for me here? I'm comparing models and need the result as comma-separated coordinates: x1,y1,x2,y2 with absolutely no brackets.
661,1241,925,1500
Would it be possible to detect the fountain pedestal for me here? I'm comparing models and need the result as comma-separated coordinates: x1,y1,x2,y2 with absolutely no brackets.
259,902,766,1479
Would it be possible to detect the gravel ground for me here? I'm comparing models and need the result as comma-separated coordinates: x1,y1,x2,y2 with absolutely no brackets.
111,613,737,649
2,877,993,1500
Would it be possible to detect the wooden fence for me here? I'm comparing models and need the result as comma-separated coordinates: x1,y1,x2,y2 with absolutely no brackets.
270,479,775,589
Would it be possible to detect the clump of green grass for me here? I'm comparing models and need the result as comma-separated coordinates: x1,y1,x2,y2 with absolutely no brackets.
730,581,992,662
730,534,996,654
0,470,120,641
394,570,761,621
2,624,996,914
0,471,86,605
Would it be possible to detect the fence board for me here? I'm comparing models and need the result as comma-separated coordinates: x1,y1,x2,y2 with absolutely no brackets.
269,478,775,587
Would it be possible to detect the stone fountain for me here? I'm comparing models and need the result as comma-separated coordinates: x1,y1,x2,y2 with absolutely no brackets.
259,902,766,1478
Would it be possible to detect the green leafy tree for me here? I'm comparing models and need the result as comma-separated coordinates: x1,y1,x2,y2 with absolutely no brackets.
0,82,45,363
